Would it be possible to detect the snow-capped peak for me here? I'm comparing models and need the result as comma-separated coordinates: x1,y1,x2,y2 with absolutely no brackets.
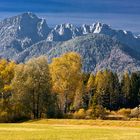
93,22,102,33
47,23,82,41
82,24,91,34
21,12,37,19
65,23,74,28
54,23,77,35
91,22,110,33
123,30,128,34
54,23,74,30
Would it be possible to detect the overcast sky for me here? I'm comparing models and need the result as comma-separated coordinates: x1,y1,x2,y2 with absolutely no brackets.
0,0,140,33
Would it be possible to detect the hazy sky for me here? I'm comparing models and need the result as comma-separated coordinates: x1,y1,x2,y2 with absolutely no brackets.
0,0,140,33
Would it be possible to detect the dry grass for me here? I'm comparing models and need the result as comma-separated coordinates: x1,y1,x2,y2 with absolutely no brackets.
0,119,140,140
26,119,140,128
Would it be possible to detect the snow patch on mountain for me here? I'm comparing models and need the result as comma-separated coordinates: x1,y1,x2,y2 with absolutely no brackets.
0,12,140,74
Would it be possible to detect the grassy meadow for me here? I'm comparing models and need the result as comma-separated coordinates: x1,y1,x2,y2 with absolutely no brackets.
0,119,140,140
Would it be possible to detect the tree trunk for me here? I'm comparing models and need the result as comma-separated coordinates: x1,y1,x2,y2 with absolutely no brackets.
36,92,40,119
64,92,68,114
32,90,36,119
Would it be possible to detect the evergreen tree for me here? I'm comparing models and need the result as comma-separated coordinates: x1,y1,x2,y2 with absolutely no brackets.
121,72,132,108
73,81,84,111
130,72,140,107
93,70,120,110
109,72,121,110
86,73,95,107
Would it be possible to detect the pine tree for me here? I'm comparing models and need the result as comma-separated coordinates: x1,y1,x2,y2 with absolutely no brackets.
73,81,84,111
121,72,132,108
130,72,140,108
86,73,95,107
93,70,120,110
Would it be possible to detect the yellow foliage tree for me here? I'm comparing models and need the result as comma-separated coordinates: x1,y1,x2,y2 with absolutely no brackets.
0,59,16,101
50,52,82,113
12,56,52,119
0,59,16,121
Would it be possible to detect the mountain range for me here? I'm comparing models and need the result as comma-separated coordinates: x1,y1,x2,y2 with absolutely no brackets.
0,12,140,74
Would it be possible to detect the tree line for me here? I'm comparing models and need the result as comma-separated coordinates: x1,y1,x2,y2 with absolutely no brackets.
0,52,140,122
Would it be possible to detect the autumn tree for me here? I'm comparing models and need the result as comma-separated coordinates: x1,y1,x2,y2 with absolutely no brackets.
0,59,16,98
0,59,16,113
12,56,52,119
50,52,82,114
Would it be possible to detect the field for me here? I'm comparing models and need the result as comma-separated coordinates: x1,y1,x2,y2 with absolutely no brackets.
0,119,140,140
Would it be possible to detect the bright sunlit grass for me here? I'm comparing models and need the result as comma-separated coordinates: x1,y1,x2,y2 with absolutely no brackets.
0,119,140,140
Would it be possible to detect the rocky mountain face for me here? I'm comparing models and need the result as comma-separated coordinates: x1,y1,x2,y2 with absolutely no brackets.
15,34,140,74
46,22,140,52
0,12,50,59
47,23,83,41
0,12,140,74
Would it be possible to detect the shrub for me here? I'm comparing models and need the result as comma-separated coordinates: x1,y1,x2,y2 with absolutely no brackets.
86,108,93,116
117,108,131,117
130,107,140,118
85,108,93,119
73,109,86,119
0,111,9,122
93,105,107,119
110,111,117,115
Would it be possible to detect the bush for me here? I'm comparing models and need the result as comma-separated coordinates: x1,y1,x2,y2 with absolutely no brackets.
110,111,116,115
0,111,9,122
0,104,30,123
85,108,93,119
117,108,131,117
130,107,140,118
0,111,27,123
73,109,86,119
93,105,107,119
